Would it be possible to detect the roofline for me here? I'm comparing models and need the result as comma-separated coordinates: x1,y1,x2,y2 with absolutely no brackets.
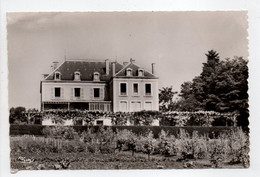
113,61,158,78
44,61,66,80
65,59,110,62
113,76,159,79
113,62,132,77
129,61,158,77
42,80,107,83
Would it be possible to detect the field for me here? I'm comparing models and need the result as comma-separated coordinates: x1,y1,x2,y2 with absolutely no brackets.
10,126,249,170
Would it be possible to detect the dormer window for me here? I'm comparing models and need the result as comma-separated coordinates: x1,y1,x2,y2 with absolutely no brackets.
74,71,81,81
126,68,133,76
54,72,61,80
138,69,144,77
93,72,100,81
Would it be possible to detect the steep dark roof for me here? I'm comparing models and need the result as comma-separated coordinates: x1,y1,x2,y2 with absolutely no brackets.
114,62,157,79
45,60,124,81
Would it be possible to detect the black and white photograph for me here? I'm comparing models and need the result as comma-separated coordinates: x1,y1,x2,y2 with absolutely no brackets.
6,11,251,171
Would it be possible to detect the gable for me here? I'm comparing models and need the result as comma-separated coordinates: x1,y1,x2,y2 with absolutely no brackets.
114,62,157,79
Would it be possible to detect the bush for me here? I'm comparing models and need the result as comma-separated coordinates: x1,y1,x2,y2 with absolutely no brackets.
140,131,156,160
42,126,78,139
226,128,249,167
86,144,99,153
157,130,177,156
116,129,138,155
208,139,226,168
80,127,95,143
177,129,207,159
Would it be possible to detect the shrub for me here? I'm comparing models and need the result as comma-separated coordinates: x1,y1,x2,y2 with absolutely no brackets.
226,128,249,167
208,139,226,168
116,129,139,156
80,127,95,143
140,131,156,160
157,130,177,156
86,144,99,153
177,129,207,159
99,143,115,154
42,126,78,139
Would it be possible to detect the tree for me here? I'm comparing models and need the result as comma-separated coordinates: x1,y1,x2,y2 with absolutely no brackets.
175,82,202,111
9,106,26,124
177,50,248,128
159,87,177,111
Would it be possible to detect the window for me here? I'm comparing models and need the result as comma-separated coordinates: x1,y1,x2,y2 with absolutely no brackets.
126,68,132,76
74,88,80,97
55,88,61,97
93,72,100,81
145,83,152,96
144,101,152,110
119,101,128,112
74,72,81,81
138,69,144,77
120,83,127,96
133,83,138,95
54,72,61,80
131,101,141,112
94,88,100,98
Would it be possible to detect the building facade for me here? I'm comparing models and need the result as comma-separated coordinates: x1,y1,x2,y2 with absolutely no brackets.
40,59,159,112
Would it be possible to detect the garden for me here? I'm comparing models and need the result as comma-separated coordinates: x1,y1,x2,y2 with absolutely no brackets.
10,126,249,170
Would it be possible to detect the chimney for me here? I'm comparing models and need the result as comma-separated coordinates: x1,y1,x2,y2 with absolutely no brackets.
152,63,156,75
53,61,59,70
130,58,135,63
105,59,109,75
112,62,116,76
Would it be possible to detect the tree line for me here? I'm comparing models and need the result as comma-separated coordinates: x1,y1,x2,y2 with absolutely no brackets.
159,50,248,129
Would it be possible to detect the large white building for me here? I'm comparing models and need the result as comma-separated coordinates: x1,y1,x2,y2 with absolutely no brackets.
40,58,159,112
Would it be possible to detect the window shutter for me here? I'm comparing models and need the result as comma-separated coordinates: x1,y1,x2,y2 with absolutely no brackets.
100,88,104,100
51,87,54,99
81,87,84,100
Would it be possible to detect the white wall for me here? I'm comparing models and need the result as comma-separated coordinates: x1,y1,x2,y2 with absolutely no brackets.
41,82,106,102
112,78,159,112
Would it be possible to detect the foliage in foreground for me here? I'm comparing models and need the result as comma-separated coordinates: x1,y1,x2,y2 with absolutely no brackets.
10,126,249,169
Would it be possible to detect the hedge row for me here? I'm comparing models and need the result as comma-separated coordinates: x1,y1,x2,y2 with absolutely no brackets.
10,124,236,138
18,110,238,126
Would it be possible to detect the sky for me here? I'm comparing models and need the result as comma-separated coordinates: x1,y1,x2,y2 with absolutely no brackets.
7,11,248,110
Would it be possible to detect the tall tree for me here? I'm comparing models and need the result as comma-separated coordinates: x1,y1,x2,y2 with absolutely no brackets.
177,50,248,128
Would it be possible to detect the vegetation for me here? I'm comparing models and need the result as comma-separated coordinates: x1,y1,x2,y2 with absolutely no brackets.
159,50,248,129
10,124,237,138
10,126,249,170
9,49,249,170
